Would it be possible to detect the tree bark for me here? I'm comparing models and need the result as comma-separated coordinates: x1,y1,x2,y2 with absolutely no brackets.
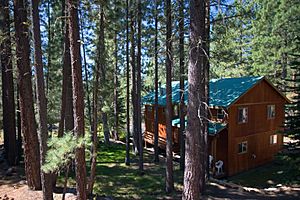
182,0,208,198
136,0,143,172
130,0,138,154
0,0,17,166
114,19,119,141
87,51,100,198
179,0,185,171
79,10,92,133
13,0,42,190
153,0,159,163
58,0,74,138
68,0,87,199
17,89,22,163
86,5,102,194
98,5,110,144
165,0,174,193
31,0,53,198
125,0,131,166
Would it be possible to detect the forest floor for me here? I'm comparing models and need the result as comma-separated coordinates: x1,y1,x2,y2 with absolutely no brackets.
0,141,299,199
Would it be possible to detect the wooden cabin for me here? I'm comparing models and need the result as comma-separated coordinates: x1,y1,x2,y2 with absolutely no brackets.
143,76,289,176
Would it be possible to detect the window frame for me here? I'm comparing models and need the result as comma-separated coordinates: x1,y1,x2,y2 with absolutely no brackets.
217,109,224,120
270,134,278,145
238,141,248,154
267,105,276,119
238,107,248,124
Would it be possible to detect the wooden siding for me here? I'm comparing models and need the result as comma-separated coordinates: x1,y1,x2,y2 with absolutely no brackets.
227,79,286,176
144,105,180,152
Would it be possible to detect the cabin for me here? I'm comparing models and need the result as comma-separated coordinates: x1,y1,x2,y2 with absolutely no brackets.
143,76,289,176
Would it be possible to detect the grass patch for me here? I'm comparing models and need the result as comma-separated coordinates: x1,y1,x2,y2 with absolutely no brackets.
228,159,300,188
58,142,183,199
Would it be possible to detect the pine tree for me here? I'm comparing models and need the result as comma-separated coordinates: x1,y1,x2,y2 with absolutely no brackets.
284,37,300,146
183,0,208,198
125,0,131,166
13,0,42,190
31,0,54,198
153,0,159,163
165,0,174,193
68,0,87,198
0,0,17,166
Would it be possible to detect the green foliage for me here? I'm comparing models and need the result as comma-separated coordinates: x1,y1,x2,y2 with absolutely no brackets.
284,37,300,143
42,132,91,173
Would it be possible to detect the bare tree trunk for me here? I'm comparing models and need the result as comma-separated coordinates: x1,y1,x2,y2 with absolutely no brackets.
114,20,119,141
130,0,138,154
79,10,92,133
46,0,51,95
17,89,22,163
98,5,110,144
87,59,99,197
165,0,174,193
0,0,17,166
204,0,210,181
153,0,159,164
182,0,208,198
31,0,53,198
13,0,42,190
86,9,102,194
68,0,87,199
136,0,143,172
125,0,131,166
179,0,185,171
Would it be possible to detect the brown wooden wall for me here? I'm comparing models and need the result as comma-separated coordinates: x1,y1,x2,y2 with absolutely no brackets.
227,79,287,176
144,105,179,151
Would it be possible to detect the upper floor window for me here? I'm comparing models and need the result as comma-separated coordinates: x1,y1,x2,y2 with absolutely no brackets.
238,107,248,124
238,141,248,154
270,134,278,145
217,109,224,120
173,104,179,118
267,105,276,119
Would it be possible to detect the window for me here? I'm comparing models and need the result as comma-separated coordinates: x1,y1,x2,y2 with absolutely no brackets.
238,141,248,154
270,134,278,145
267,105,276,119
217,109,224,120
238,107,248,123
173,105,179,117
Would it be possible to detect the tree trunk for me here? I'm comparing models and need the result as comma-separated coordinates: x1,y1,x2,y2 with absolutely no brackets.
0,0,17,166
46,0,51,95
13,0,42,190
179,0,185,171
98,6,110,144
31,0,53,198
182,0,208,198
204,0,210,181
153,0,159,163
79,10,92,133
87,54,100,198
136,0,143,172
114,21,119,141
165,0,174,193
130,0,138,154
68,0,87,199
125,0,131,166
17,89,22,163
87,9,103,191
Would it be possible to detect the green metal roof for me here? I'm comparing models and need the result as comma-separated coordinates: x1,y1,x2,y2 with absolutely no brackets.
172,118,227,135
143,76,264,108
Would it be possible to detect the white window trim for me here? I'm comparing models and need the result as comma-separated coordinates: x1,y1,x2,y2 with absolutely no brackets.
267,105,276,119
270,134,278,145
238,141,248,154
238,107,248,124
